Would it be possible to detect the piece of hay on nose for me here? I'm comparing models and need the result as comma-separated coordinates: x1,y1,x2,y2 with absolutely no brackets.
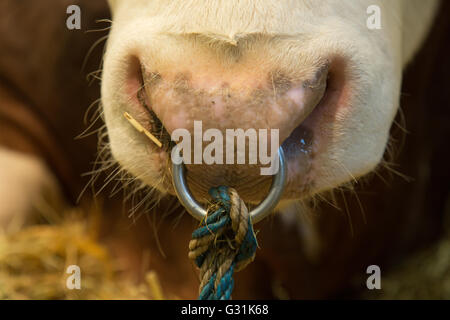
0,207,165,300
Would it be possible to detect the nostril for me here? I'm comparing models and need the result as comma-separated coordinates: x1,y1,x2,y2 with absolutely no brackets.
125,55,173,150
125,55,145,107
304,62,330,92
281,62,329,141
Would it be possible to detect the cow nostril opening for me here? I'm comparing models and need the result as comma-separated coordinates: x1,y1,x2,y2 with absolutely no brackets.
126,55,174,151
281,63,335,160
125,55,145,106
139,90,174,152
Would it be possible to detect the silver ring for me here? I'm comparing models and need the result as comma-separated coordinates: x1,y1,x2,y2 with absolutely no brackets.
171,147,287,224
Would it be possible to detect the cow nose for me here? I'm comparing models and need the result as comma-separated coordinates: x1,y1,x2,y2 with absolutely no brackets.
139,63,328,146
127,56,328,201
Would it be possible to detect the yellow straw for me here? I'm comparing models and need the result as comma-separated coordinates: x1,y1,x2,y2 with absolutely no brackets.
123,112,163,148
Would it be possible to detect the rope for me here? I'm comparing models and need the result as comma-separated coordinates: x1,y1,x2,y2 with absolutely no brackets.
188,186,258,300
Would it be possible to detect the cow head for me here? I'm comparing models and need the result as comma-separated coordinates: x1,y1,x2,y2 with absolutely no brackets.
101,0,438,205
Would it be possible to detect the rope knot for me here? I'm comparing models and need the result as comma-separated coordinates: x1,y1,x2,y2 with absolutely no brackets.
188,186,258,300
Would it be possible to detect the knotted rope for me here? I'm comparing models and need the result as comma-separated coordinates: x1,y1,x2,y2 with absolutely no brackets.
188,186,258,300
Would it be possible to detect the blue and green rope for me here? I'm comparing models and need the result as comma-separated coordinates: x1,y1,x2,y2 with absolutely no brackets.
188,186,258,300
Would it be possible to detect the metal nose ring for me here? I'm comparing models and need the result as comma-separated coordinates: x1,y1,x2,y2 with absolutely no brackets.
171,147,287,224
